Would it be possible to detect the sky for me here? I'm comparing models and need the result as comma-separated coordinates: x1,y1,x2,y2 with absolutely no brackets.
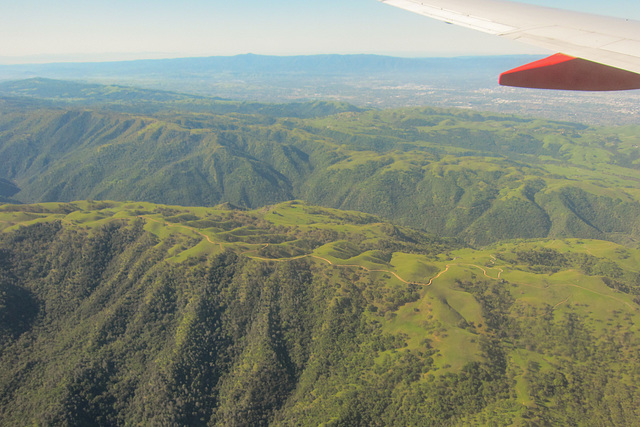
1,0,640,64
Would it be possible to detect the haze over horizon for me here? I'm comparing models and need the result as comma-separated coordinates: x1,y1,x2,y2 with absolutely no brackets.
2,0,640,65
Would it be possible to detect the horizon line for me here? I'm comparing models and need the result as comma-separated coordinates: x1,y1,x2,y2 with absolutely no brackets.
0,52,545,67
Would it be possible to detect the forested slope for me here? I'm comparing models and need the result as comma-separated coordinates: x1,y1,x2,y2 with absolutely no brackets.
1,201,640,425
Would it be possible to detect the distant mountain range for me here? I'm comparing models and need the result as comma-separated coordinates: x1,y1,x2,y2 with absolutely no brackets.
0,53,539,81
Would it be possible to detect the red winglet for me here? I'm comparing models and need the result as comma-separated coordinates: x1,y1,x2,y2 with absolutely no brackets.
499,53,640,91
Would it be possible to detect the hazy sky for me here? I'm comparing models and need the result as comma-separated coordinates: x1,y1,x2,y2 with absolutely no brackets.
1,0,640,64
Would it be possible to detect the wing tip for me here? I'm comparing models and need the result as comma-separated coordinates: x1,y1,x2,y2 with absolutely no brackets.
500,54,640,91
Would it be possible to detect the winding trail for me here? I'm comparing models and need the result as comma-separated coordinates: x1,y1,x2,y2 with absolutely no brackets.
553,295,571,309
426,264,452,286
426,262,503,286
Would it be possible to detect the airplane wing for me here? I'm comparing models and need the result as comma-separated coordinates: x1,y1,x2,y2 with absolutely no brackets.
379,0,640,90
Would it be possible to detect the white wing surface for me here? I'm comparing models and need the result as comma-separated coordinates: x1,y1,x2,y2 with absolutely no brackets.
379,0,640,90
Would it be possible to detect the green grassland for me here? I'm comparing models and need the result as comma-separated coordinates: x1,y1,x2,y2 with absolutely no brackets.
2,200,640,425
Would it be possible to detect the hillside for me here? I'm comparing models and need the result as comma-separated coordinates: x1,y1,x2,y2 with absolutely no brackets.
1,201,640,425
1,80,639,245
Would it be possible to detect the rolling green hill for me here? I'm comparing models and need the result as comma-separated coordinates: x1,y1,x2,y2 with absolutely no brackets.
1,79,639,245
1,201,640,425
